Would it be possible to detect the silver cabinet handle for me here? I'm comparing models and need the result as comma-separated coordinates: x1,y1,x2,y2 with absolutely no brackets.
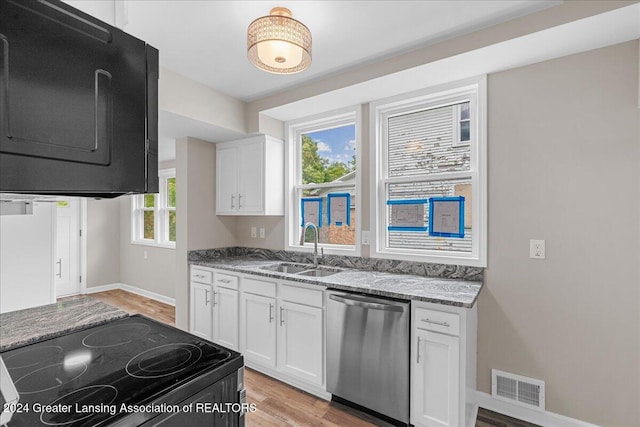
205,289,210,305
195,274,205,279
238,193,243,208
416,336,422,364
329,294,404,312
269,303,274,323
231,194,235,209
218,279,231,284
213,291,217,306
421,318,450,328
279,306,285,326
56,258,62,277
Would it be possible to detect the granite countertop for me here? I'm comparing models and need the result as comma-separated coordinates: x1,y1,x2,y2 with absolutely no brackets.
191,257,483,308
0,297,129,351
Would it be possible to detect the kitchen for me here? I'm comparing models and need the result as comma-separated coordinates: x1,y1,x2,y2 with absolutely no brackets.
1,1,639,427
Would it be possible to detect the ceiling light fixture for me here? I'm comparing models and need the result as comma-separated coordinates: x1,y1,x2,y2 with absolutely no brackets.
247,7,312,74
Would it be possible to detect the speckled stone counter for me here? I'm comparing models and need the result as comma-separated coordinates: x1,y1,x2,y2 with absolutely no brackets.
189,250,483,308
0,297,129,351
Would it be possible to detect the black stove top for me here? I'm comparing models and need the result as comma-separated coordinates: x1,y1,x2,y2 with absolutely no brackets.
1,315,240,426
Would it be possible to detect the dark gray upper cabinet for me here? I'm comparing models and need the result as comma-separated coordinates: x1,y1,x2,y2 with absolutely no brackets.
0,0,158,197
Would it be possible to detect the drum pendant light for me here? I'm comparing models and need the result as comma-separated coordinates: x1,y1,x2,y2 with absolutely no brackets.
247,7,312,74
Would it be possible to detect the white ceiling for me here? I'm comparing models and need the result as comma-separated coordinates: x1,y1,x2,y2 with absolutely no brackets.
66,0,559,102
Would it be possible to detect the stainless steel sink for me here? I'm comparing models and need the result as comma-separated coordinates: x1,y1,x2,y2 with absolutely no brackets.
297,269,339,278
260,263,312,274
260,263,342,277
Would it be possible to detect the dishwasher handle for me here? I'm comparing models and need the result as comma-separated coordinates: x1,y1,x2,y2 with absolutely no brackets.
329,294,404,312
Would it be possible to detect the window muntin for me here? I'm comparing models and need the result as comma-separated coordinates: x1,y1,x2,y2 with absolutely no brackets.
372,79,485,266
132,169,176,248
286,108,361,255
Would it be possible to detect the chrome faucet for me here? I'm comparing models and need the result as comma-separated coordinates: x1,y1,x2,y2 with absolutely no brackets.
303,222,323,267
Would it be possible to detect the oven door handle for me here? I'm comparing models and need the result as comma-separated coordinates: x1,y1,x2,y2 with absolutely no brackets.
329,294,403,312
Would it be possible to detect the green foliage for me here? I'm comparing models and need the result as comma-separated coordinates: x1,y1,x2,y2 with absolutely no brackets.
167,178,176,207
302,134,355,184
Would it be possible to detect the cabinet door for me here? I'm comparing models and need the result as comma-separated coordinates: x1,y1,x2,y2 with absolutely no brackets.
277,301,323,386
411,329,460,427
241,293,276,368
213,286,239,350
237,142,264,214
216,146,238,214
190,283,213,340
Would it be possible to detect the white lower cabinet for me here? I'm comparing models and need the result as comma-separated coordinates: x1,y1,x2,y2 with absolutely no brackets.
212,286,239,350
241,292,277,368
411,302,477,427
190,281,213,341
277,301,323,386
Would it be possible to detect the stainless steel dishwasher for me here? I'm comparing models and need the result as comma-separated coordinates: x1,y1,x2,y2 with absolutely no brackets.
326,290,410,424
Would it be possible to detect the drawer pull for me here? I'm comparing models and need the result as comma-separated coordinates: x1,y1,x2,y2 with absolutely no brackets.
421,318,450,328
269,304,274,323
416,336,421,364
195,274,205,279
280,306,285,326
218,279,232,283
213,291,217,306
205,289,210,305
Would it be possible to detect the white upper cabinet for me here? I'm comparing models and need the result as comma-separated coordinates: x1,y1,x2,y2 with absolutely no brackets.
216,135,283,215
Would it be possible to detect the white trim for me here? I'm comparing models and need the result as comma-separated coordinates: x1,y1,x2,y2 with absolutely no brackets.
284,105,362,257
473,391,602,427
369,76,487,267
79,198,88,294
85,282,176,306
131,168,177,248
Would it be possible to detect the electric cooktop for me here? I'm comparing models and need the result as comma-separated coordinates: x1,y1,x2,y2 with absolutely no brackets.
0,315,242,426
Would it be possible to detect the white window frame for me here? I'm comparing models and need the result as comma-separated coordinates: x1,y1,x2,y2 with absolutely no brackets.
453,101,472,146
131,168,176,249
284,106,362,256
370,77,487,267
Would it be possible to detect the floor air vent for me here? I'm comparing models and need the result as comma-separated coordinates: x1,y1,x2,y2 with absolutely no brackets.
491,369,545,411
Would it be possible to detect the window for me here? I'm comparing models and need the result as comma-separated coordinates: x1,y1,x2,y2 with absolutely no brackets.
371,78,486,266
132,169,176,248
285,107,361,255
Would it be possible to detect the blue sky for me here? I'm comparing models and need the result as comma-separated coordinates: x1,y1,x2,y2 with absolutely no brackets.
305,124,356,165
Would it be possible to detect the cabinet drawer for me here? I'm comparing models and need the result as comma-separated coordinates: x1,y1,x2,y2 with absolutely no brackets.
214,272,239,290
414,307,460,336
243,277,276,298
280,284,323,307
190,268,213,284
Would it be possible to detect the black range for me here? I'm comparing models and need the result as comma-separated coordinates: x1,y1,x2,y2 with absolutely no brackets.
0,315,244,426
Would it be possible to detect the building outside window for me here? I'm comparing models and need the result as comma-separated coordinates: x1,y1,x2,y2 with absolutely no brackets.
371,78,486,266
285,107,361,255
132,168,176,248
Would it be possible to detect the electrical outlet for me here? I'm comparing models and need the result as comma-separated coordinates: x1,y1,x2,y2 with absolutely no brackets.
361,230,370,245
251,227,257,238
259,228,265,239
143,250,148,260
530,239,545,259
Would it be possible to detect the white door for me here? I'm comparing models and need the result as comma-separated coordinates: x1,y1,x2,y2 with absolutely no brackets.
277,301,323,385
55,198,80,297
213,286,239,350
411,329,460,427
241,292,276,368
216,146,238,214
237,141,264,214
190,283,213,340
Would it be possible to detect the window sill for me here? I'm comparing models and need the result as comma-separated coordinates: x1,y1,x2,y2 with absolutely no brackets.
371,248,484,268
131,240,176,250
287,244,360,258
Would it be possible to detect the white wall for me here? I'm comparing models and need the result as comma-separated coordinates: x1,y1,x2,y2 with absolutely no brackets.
86,198,120,288
0,203,55,313
479,41,639,426
175,137,237,330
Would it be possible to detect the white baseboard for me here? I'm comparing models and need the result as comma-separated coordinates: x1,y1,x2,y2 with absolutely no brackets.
85,283,176,306
474,391,601,427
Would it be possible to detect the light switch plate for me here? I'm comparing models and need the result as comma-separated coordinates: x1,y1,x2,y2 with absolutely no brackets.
361,230,370,245
251,227,257,238
259,228,265,239
530,239,545,259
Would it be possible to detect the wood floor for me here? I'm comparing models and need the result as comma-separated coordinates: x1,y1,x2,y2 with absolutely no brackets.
71,290,538,427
